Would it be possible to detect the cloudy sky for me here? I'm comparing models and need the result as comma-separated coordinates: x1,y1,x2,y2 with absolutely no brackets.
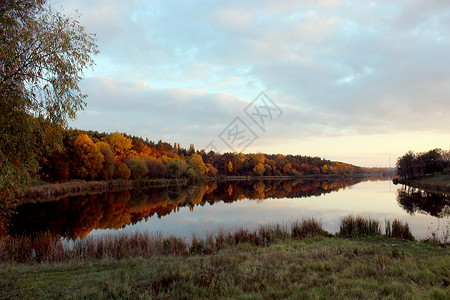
54,0,450,167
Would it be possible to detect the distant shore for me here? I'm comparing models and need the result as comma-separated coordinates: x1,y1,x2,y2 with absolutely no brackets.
393,174,450,193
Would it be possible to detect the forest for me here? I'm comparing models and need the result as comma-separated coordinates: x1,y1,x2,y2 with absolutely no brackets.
38,128,392,183
396,149,450,180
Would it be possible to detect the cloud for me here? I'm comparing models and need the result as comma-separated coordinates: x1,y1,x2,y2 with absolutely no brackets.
55,0,450,165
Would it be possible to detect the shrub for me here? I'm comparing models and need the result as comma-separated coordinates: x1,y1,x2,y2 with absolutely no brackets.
114,163,131,179
127,157,148,180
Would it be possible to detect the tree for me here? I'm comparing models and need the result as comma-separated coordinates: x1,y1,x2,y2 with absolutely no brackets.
114,163,131,180
166,161,182,179
96,142,115,180
102,132,135,162
187,154,207,179
72,134,104,180
396,151,415,180
0,0,98,234
144,157,166,179
127,157,148,180
253,163,265,176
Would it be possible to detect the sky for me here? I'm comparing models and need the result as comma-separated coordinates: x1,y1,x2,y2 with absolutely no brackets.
53,0,450,167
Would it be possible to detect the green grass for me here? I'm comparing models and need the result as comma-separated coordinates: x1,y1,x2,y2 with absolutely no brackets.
0,237,448,299
395,173,450,192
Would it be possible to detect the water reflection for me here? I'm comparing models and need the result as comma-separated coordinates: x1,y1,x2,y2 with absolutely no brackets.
10,179,361,239
397,186,450,218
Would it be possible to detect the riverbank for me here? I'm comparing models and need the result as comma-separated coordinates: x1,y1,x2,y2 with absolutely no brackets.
14,178,188,204
393,174,450,193
0,237,447,299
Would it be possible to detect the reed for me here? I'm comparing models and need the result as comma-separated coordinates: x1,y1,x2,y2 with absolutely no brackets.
338,215,381,237
0,217,421,263
385,219,415,241
291,217,327,239
0,218,329,263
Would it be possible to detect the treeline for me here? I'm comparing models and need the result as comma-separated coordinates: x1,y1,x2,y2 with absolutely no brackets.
396,149,450,180
39,129,390,183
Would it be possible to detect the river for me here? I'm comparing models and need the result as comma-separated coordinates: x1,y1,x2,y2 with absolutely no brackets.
10,178,449,241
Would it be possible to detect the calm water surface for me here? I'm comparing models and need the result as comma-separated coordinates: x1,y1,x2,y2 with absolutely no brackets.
11,178,449,240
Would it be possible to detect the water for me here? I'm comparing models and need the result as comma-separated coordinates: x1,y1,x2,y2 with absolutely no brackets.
10,178,449,240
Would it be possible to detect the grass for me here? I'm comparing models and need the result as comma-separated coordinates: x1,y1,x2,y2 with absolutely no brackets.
394,173,450,193
338,215,416,241
338,215,382,238
0,219,328,263
0,216,447,299
0,237,448,299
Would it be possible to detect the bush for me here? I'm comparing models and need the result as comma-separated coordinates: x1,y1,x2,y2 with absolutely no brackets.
145,157,166,178
127,157,148,180
114,163,131,180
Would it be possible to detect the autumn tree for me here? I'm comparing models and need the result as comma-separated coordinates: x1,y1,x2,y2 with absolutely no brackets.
205,163,218,177
187,154,207,179
96,142,115,180
72,134,104,180
0,0,98,234
114,163,131,180
102,132,135,162
253,163,265,176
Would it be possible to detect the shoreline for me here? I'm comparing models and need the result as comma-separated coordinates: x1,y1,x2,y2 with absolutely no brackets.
393,174,450,193
14,178,188,204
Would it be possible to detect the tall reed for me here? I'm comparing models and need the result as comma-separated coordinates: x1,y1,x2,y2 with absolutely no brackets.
338,215,381,237
0,218,330,263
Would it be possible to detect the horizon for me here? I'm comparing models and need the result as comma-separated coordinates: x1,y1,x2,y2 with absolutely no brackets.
53,0,450,168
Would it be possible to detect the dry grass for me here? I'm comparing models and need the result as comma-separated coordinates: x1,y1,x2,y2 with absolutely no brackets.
0,216,424,264
0,218,330,263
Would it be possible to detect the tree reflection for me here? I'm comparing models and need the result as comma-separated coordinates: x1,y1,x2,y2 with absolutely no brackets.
397,186,449,218
9,178,371,239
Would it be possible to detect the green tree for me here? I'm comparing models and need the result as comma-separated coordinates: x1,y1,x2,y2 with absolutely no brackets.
127,157,148,180
0,0,98,234
187,154,207,178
